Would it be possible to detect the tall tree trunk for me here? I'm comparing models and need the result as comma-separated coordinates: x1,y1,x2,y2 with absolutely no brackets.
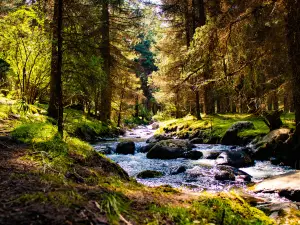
216,97,221,113
286,0,300,140
175,91,180,119
284,94,289,113
196,0,206,26
190,0,206,119
184,0,191,48
195,91,201,120
99,1,112,123
134,96,139,118
117,92,125,127
48,0,63,135
273,92,279,111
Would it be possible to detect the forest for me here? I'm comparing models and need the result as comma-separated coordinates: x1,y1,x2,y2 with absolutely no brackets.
1,0,300,224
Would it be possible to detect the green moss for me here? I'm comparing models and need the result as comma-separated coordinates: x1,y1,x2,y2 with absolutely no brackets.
66,136,94,158
12,122,58,143
148,193,274,225
63,108,112,137
16,190,84,207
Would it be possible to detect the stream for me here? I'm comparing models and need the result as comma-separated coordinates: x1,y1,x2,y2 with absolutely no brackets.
93,125,293,203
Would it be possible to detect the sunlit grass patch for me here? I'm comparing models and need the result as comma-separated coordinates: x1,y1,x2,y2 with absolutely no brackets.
148,192,274,225
156,113,295,141
16,190,84,207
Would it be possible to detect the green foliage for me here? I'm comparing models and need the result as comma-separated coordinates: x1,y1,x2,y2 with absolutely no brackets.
63,108,110,136
149,193,274,225
99,193,129,223
11,122,97,173
134,34,158,73
16,190,83,207
156,114,280,140
124,116,149,126
0,6,51,104
16,98,29,114
152,111,174,122
12,122,59,144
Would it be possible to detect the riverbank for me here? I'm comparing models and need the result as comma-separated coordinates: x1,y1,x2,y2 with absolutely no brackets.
0,98,277,224
1,96,299,224
155,114,295,144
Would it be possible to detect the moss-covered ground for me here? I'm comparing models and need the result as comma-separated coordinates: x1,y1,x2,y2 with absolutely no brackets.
155,114,295,143
0,96,286,224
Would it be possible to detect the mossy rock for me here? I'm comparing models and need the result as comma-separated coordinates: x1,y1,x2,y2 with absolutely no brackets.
137,170,164,179
155,139,193,151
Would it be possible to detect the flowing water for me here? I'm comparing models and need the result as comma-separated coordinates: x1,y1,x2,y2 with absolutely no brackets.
93,125,293,201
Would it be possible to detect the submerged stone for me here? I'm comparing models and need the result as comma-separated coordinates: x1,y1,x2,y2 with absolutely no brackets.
171,166,187,175
116,141,135,155
137,170,164,179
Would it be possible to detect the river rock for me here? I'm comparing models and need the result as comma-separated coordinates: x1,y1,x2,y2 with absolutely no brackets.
190,138,203,144
171,166,187,175
139,143,155,153
151,122,160,130
214,165,252,182
186,166,206,177
182,150,203,160
215,150,254,168
215,170,235,181
160,139,194,150
221,121,255,145
201,150,222,159
147,145,185,159
96,146,112,155
251,128,291,160
146,139,194,159
254,171,300,202
116,141,135,155
257,202,299,222
146,134,171,144
137,170,164,179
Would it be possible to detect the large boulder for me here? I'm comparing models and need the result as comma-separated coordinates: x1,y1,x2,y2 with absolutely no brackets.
215,150,254,168
221,121,255,145
146,139,194,159
254,171,300,202
252,128,291,160
146,145,185,159
137,170,164,179
116,141,135,155
146,134,171,144
139,143,155,153
182,150,203,160
153,139,193,151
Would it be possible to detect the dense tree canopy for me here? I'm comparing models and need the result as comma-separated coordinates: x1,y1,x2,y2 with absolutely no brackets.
0,0,299,134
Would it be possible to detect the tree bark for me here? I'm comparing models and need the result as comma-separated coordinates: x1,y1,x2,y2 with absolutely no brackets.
48,0,63,135
195,90,201,120
286,0,300,140
134,96,139,118
99,1,112,123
